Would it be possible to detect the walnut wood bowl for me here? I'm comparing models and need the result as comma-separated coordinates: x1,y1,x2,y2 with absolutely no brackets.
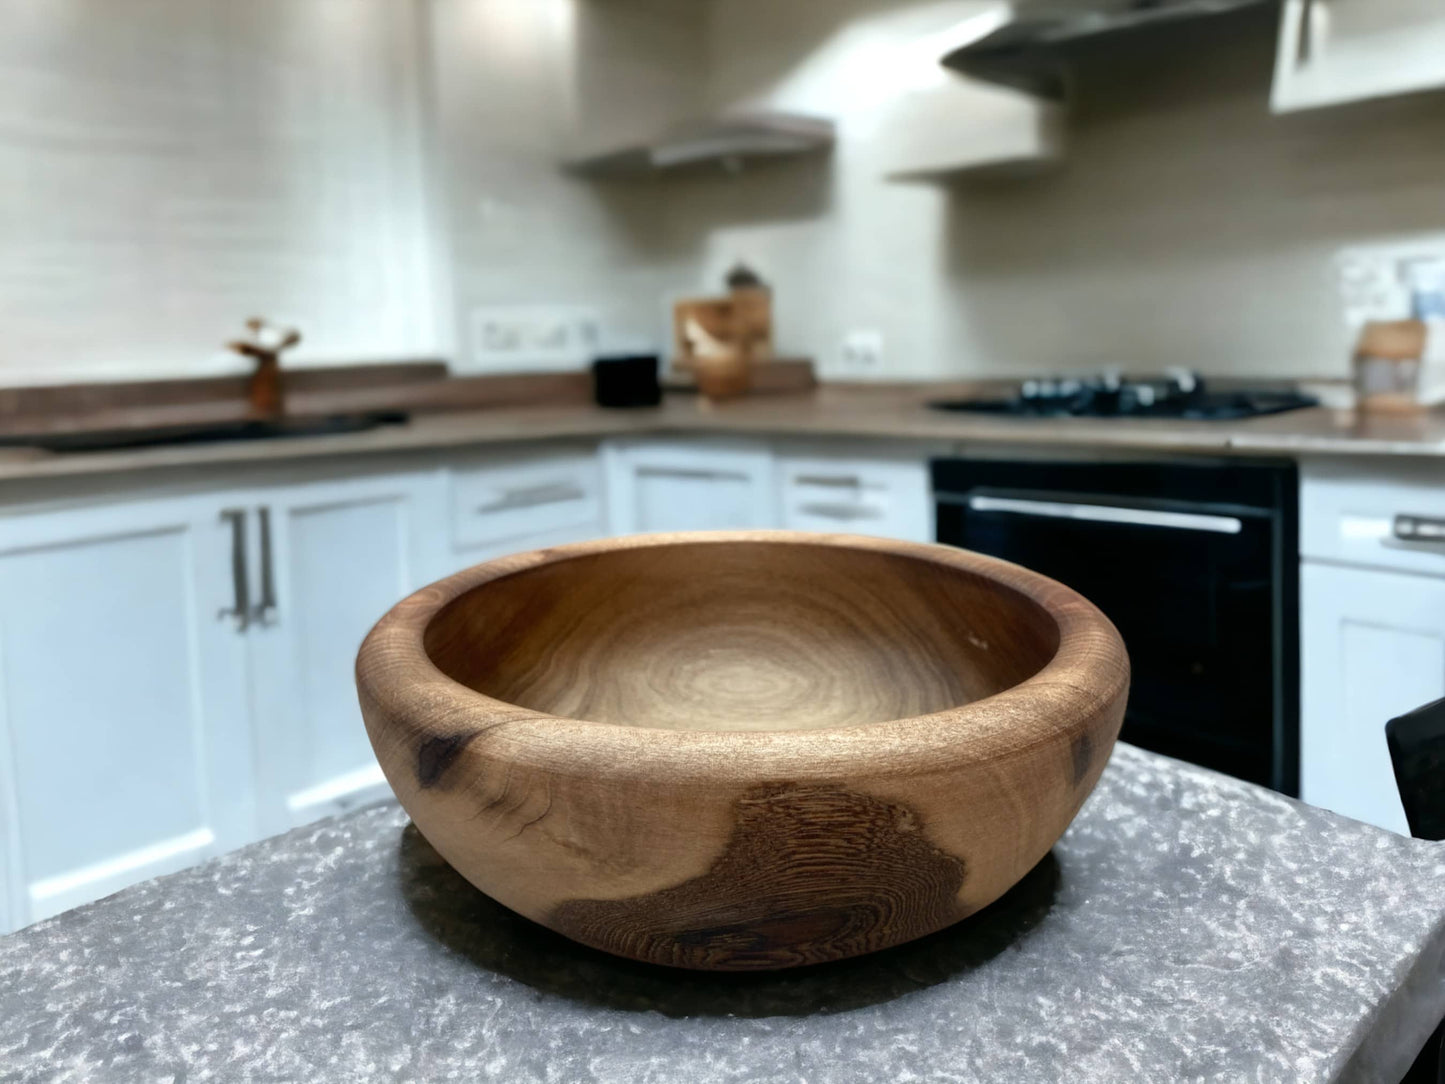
357,531,1128,971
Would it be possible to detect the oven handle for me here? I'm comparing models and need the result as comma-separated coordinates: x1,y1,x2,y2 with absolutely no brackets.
964,495,1243,535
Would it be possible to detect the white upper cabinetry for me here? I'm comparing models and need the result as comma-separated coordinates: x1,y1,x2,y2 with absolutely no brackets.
1272,0,1445,112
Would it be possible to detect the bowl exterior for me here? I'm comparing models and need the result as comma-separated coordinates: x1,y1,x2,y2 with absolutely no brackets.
356,532,1129,970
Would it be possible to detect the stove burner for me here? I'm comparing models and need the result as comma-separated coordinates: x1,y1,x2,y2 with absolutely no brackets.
929,370,1317,421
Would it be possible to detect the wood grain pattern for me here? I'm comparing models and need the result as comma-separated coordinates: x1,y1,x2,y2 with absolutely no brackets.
423,541,1056,732
355,531,1131,971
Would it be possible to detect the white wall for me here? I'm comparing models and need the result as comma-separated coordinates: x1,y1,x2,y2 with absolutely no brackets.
427,0,707,368
0,0,440,385
0,0,704,386
686,0,1445,380
8,0,1444,386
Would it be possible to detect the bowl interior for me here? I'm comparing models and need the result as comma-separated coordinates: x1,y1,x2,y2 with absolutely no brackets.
423,541,1061,733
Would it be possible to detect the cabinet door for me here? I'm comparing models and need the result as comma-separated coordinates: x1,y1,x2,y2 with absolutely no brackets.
0,496,251,928
1301,561,1445,834
245,471,441,836
602,440,776,534
444,449,605,573
778,453,933,542
1272,0,1445,112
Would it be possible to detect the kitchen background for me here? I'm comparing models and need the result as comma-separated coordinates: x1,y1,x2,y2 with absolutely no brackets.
7,0,1445,386
1,0,1444,936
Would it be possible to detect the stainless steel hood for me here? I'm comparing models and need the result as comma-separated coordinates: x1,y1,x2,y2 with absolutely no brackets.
943,0,1271,97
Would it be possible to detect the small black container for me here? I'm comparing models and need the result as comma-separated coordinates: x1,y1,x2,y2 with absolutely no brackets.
592,353,661,408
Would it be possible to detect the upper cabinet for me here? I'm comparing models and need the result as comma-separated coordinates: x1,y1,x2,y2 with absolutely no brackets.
1271,0,1445,112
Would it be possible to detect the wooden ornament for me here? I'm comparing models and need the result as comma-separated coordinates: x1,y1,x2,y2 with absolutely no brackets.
356,531,1129,970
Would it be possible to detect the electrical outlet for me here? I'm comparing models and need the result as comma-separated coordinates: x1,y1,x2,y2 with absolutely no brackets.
840,329,884,373
467,305,602,371
1336,237,1445,327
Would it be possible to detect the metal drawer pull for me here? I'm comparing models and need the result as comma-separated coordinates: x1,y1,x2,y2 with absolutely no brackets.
1394,514,1445,544
217,508,250,631
798,501,883,521
475,482,588,515
252,505,278,626
966,495,1243,535
636,467,742,482
794,474,863,489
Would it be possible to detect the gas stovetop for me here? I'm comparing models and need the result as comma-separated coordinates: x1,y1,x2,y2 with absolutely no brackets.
929,371,1318,421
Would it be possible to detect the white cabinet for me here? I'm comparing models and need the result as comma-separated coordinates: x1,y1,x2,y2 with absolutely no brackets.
0,446,619,930
0,468,446,928
602,439,777,534
1301,563,1445,835
1300,457,1445,578
0,494,253,927
243,470,444,836
0,435,938,929
1272,0,1445,113
1299,458,1445,834
442,448,606,574
777,451,933,542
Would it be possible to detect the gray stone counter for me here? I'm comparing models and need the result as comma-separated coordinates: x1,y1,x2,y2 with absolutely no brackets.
2,743,1443,1083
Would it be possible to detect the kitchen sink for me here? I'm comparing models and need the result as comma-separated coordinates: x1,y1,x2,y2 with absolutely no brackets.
0,410,409,454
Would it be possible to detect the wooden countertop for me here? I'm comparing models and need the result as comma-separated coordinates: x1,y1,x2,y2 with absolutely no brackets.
0,384,1442,485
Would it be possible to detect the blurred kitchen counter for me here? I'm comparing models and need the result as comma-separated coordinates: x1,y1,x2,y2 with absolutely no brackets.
1,383,1443,484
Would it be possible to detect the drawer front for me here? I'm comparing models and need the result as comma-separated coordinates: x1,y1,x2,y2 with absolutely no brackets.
602,439,777,534
778,455,932,543
1300,561,1445,835
451,452,602,551
1301,459,1445,576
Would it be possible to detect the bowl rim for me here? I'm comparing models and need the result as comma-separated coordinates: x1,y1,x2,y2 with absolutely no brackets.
356,530,1129,785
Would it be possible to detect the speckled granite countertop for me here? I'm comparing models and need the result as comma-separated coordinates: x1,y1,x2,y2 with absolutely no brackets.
2,744,1443,1083
0,386,1443,486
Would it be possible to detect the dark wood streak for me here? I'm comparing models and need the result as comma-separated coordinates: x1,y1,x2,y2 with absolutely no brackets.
1070,731,1095,788
416,730,484,788
550,783,967,971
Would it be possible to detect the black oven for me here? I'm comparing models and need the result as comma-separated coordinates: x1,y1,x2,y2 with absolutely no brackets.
933,457,1299,794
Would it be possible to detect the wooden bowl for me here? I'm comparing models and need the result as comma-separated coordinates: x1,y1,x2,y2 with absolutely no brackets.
357,532,1128,971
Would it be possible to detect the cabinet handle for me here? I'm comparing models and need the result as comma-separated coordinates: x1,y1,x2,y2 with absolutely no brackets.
251,505,278,626
797,501,884,521
1393,514,1445,545
217,508,250,631
794,474,863,489
474,482,588,515
636,467,743,482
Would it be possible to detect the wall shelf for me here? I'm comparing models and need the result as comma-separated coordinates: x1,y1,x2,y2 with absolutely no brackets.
563,110,834,178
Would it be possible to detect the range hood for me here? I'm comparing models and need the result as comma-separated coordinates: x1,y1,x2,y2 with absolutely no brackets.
943,0,1269,97
564,111,835,178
